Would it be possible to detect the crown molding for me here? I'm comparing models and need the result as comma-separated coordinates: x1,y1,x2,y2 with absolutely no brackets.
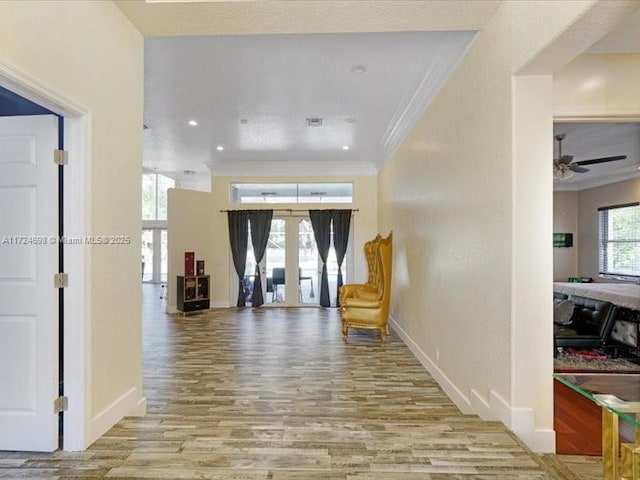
377,31,478,171
554,106,640,123
553,168,640,191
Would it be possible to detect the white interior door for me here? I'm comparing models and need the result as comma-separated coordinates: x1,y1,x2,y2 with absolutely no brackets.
0,115,59,451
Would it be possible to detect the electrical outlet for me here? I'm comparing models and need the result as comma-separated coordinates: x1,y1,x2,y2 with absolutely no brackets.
436,348,440,362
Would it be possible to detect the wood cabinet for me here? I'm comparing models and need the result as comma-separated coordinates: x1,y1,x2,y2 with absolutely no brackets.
177,275,210,313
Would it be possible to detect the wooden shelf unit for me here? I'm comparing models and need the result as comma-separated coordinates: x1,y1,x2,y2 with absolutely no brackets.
177,275,210,313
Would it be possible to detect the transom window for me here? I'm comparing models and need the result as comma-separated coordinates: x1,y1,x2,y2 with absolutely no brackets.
230,183,353,204
598,202,640,279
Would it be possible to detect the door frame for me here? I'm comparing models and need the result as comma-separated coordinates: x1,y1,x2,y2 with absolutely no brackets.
0,60,89,451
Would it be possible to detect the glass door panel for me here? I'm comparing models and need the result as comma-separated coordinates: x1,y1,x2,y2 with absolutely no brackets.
243,218,286,305
141,230,153,282
266,219,286,304
160,230,168,283
327,247,339,307
243,228,256,304
299,219,317,304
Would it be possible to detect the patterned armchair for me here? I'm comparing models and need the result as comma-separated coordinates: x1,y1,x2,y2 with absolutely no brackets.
339,232,392,342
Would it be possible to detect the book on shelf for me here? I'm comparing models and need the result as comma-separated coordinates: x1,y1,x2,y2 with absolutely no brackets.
196,260,205,276
184,277,197,301
185,251,195,276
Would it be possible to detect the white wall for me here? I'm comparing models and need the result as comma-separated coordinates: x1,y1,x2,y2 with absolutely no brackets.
553,192,579,281
167,188,216,312
554,53,640,120
0,1,144,448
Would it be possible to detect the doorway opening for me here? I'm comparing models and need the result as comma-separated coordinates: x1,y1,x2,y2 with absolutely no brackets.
142,228,168,284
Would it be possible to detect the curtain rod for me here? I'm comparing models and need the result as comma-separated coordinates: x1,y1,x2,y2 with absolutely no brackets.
220,208,358,213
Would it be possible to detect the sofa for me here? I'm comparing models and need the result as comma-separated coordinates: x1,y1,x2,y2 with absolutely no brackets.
554,294,618,356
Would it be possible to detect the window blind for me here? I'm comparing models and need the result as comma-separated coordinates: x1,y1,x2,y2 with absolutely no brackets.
598,202,640,278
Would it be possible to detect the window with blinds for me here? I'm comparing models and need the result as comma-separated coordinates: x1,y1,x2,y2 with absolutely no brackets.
598,202,640,279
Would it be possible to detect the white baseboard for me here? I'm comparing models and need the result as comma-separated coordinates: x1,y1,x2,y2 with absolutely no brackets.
390,316,556,453
516,428,556,453
388,315,473,414
87,387,142,446
470,388,493,420
131,396,147,416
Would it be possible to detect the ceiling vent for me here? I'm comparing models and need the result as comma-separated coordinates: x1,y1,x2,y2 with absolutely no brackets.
306,117,323,127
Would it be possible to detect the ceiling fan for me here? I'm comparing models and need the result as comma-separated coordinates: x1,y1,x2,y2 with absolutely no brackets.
553,134,627,180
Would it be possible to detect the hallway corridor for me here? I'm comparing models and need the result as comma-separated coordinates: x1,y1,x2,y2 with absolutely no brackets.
0,285,584,478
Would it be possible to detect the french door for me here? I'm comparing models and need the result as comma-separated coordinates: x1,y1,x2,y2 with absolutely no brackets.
141,228,168,284
243,216,348,306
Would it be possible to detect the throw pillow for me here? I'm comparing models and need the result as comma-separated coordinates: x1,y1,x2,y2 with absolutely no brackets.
554,298,574,325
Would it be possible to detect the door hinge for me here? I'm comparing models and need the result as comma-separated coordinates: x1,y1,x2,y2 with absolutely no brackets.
54,396,68,413
54,272,68,288
53,149,68,165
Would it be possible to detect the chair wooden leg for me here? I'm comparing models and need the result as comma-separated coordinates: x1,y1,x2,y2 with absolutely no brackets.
342,324,348,343
379,328,386,343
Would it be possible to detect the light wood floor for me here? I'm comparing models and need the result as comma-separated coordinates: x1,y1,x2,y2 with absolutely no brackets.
0,285,598,479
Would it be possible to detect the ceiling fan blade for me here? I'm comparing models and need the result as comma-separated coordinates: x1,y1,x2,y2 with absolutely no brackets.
575,155,627,166
569,164,589,173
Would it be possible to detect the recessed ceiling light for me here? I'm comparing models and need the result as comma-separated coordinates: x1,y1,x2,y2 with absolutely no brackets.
188,120,198,126
239,119,248,125
183,170,196,175
351,65,367,74
345,117,356,124
306,117,323,127
216,145,224,151
342,145,350,151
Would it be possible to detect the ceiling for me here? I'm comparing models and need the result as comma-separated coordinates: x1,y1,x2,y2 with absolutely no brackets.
143,31,476,181
587,7,640,53
128,1,640,187
552,122,640,191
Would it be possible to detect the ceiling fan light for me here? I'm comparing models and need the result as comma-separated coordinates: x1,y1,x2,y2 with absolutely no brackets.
553,166,574,180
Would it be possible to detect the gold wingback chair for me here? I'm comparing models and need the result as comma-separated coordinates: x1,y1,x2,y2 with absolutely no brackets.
338,234,381,306
340,232,392,342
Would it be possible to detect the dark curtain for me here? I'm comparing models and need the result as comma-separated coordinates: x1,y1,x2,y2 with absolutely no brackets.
227,210,249,307
309,210,333,307
248,210,273,307
332,209,352,307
